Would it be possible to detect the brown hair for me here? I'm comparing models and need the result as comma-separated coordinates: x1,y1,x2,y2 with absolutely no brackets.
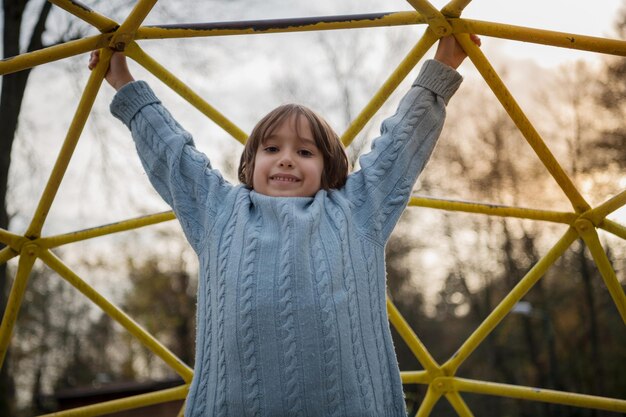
238,104,349,190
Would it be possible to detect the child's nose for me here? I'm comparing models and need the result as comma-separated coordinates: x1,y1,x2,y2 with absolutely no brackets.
278,154,294,168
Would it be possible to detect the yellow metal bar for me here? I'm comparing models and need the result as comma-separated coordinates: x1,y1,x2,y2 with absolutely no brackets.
405,0,452,36
39,211,176,249
442,227,579,374
451,18,626,57
588,189,626,225
136,11,426,40
409,196,577,224
441,0,473,18
39,384,188,417
0,246,37,367
575,220,626,324
416,385,442,417
455,34,590,214
454,377,626,413
341,29,438,146
38,249,194,382
109,0,158,50
0,34,108,76
24,48,111,239
0,228,23,248
401,370,430,384
387,297,441,374
600,219,626,240
0,247,19,266
445,392,475,417
48,0,119,32
125,42,248,144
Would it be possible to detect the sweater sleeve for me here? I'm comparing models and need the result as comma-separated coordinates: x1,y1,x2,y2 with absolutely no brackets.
110,81,233,252
340,59,462,244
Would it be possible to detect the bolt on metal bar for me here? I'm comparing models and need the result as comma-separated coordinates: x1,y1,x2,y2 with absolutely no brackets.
409,196,578,224
25,48,111,239
126,42,248,144
47,0,119,33
442,227,579,374
0,247,37,367
456,33,591,213
39,384,189,417
39,211,176,249
39,249,194,382
109,0,158,50
454,377,626,413
406,0,452,35
341,29,438,146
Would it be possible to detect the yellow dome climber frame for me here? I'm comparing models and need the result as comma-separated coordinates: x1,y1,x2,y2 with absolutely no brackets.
1,0,625,415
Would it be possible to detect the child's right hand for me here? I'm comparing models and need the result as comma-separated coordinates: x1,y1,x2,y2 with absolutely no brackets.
88,50,135,91
434,34,481,70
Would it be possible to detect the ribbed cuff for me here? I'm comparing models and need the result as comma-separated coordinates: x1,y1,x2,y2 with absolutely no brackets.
110,80,160,126
413,59,463,104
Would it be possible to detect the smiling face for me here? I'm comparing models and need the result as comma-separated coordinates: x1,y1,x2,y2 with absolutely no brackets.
252,114,324,197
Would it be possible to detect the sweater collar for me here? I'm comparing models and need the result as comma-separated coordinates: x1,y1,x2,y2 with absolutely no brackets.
249,189,323,213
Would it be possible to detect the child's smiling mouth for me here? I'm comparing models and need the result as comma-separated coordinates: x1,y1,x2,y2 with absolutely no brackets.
270,174,301,183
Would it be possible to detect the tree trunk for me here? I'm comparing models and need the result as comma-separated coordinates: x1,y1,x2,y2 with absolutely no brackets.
1,0,29,411
1,1,53,414
577,240,604,399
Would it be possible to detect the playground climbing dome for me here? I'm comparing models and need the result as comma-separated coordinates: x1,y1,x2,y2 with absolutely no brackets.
1,0,626,416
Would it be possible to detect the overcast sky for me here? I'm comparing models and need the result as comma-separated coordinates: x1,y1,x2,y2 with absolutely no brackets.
5,0,626,234
141,0,626,67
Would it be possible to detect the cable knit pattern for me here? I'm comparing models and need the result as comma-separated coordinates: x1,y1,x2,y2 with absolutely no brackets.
372,176,413,236
343,60,462,244
192,264,212,415
362,240,393,413
277,203,305,416
239,219,262,416
351,121,405,210
309,212,344,417
216,193,245,416
326,202,375,412
109,59,461,417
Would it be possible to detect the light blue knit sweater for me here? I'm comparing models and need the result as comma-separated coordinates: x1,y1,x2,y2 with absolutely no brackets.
110,59,461,417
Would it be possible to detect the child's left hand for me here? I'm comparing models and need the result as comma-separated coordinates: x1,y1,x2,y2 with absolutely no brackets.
434,34,481,69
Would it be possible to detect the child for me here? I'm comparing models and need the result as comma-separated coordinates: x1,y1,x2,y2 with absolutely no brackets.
89,34,479,417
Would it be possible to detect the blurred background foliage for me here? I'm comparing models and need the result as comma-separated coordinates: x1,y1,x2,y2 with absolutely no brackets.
1,0,625,416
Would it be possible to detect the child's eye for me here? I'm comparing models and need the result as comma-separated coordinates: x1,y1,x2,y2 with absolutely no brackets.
264,146,279,153
298,149,313,157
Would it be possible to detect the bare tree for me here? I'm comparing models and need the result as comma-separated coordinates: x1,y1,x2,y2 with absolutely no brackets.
2,2,61,413
1,1,135,412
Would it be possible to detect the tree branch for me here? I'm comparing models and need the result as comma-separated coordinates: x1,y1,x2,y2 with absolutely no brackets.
27,1,53,53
